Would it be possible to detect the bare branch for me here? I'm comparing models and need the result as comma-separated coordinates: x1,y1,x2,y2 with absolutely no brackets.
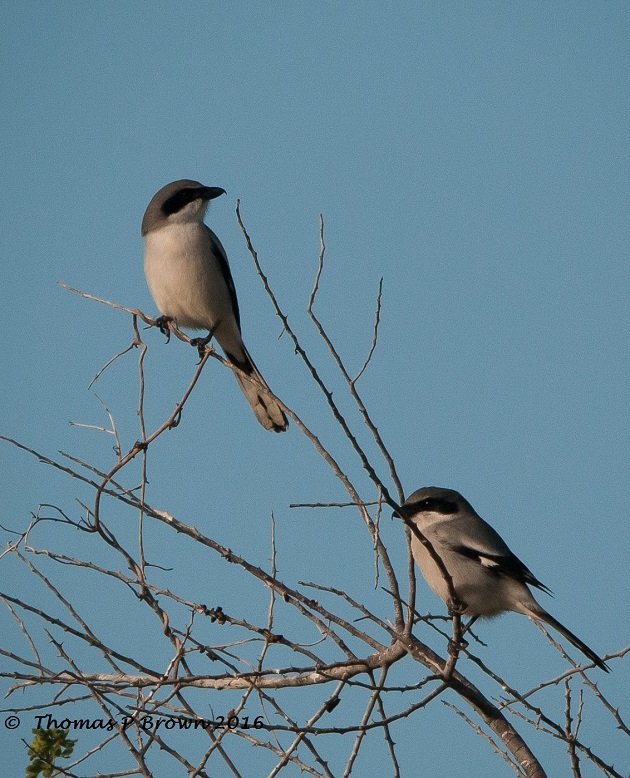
0,224,620,778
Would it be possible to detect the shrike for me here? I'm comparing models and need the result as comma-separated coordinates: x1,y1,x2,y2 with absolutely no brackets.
397,486,609,671
142,179,288,432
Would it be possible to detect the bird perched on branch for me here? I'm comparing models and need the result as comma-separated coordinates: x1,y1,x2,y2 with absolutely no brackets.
396,486,609,671
142,179,288,432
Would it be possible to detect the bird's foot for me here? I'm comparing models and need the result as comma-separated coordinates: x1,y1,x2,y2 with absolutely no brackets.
447,637,469,657
168,408,182,429
155,316,173,341
191,328,216,361
447,597,467,615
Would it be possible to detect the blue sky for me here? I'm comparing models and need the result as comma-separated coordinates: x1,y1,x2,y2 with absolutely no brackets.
1,2,628,775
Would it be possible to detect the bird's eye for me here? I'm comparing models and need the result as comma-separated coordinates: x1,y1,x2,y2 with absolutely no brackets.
414,498,457,514
161,188,199,216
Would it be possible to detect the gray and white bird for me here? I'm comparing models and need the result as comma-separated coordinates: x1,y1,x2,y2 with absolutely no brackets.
397,486,609,671
142,179,288,432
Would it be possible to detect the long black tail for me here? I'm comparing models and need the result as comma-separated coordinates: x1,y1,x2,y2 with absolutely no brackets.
535,609,609,672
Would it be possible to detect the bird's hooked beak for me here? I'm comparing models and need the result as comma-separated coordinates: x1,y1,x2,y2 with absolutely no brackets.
200,186,226,201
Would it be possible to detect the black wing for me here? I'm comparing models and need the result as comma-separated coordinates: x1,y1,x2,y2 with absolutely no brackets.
450,543,553,596
206,227,241,331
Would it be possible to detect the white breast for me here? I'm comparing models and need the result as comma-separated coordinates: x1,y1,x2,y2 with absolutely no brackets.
143,223,234,331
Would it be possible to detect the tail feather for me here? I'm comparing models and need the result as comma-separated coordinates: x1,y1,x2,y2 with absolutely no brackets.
533,608,609,672
228,347,288,433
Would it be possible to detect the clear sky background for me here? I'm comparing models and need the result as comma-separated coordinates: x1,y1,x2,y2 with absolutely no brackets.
1,2,628,776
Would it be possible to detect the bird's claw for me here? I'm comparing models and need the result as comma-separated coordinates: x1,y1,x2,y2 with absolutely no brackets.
190,337,210,361
155,316,172,341
169,409,182,429
447,636,468,657
190,329,215,361
447,597,467,615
